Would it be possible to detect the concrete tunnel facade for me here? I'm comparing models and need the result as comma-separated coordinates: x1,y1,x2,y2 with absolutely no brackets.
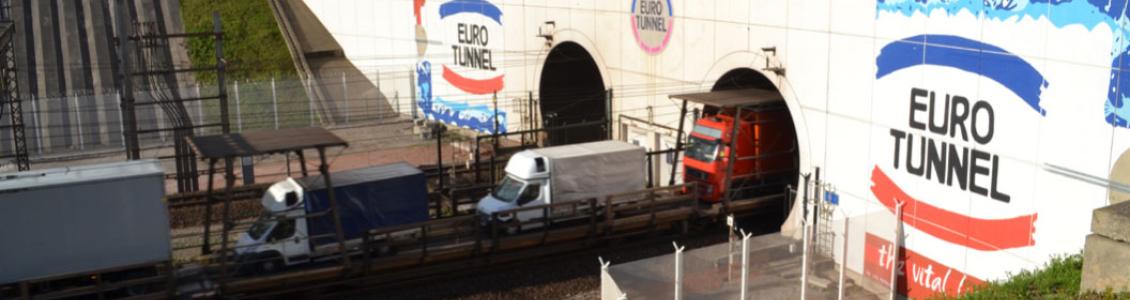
300,0,1130,295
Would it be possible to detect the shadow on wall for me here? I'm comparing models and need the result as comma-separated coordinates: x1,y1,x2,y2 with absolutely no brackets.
268,0,396,125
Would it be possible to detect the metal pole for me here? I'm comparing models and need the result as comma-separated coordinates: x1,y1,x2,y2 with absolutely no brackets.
673,242,685,300
271,77,279,129
491,92,500,181
342,72,349,124
31,96,42,153
196,84,204,135
318,147,351,267
115,0,139,160
728,214,735,281
890,201,904,300
73,94,83,150
309,78,315,126
529,91,537,145
800,195,810,300
435,124,444,191
201,159,217,254
669,99,687,186
116,93,124,147
218,157,237,292
214,11,229,136
605,89,612,139
740,230,752,300
839,215,849,300
234,80,241,132
722,107,742,211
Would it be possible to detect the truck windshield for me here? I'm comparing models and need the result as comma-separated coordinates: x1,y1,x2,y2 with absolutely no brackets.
248,216,276,240
685,136,720,162
492,176,526,203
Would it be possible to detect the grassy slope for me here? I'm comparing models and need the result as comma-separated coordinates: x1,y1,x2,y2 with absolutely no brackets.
932,254,1128,300
180,0,296,83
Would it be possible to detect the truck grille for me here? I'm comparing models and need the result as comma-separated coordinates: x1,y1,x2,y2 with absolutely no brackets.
686,167,710,181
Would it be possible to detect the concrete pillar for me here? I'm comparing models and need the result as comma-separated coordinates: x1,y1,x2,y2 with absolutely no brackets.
1081,201,1130,293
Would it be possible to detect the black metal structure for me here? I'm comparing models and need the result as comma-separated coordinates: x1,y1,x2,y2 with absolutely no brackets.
0,2,28,171
125,11,230,192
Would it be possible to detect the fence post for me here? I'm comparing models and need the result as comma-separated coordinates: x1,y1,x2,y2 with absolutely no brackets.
309,77,315,126
801,195,810,300
196,84,204,135
31,96,42,153
673,242,685,300
116,93,124,147
73,94,83,150
234,80,242,132
305,76,314,125
740,230,753,300
342,72,349,124
271,77,279,129
728,214,735,281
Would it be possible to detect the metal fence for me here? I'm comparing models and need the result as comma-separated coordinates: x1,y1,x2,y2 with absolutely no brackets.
0,73,412,160
601,206,899,300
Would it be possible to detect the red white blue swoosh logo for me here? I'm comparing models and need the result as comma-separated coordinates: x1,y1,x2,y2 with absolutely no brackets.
876,34,1048,116
439,0,504,94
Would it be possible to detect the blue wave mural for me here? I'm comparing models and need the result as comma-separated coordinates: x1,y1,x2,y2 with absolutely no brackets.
416,61,508,134
876,0,1130,126
876,34,1048,115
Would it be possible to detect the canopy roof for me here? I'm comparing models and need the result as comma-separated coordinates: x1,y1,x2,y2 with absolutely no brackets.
188,127,347,159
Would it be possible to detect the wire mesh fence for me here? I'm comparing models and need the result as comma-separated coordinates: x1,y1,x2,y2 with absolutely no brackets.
602,211,897,300
0,74,415,160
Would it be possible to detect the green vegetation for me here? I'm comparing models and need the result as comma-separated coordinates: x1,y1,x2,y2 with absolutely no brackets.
932,254,1128,299
180,0,296,83
180,1,314,133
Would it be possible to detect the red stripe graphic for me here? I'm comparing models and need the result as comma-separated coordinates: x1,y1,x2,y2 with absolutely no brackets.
870,166,1036,251
414,0,426,24
442,65,504,95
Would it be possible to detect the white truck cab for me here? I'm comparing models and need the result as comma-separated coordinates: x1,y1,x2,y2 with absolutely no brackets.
476,141,646,228
476,151,552,224
235,178,312,272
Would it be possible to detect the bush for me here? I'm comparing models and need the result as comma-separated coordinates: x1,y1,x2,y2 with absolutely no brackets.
180,0,296,83
931,254,1129,299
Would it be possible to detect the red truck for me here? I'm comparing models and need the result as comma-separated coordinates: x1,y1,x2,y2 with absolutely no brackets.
678,89,797,202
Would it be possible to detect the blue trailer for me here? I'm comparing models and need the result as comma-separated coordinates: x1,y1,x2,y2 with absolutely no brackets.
235,162,429,271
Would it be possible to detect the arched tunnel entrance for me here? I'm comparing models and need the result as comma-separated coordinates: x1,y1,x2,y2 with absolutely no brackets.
539,42,607,146
702,68,800,231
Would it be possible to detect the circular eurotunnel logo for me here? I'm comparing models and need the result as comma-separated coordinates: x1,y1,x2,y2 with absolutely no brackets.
630,0,673,54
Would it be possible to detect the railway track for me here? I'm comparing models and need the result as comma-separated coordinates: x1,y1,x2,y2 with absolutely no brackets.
178,185,785,299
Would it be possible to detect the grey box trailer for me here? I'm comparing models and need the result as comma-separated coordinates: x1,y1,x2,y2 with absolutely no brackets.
0,160,169,285
530,140,647,203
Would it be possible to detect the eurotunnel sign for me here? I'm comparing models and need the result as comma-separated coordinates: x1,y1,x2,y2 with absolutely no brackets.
870,0,1129,285
871,34,1041,252
630,0,673,54
414,0,508,134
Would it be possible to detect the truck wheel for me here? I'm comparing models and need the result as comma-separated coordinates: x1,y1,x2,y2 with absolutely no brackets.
257,255,282,274
505,223,520,235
